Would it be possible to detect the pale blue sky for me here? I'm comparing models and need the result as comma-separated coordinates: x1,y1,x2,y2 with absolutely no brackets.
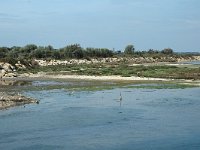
0,0,200,52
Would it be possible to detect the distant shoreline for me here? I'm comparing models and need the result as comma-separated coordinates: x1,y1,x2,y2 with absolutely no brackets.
27,73,173,81
14,72,199,86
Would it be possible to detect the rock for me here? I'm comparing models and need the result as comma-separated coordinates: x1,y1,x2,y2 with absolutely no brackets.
2,63,14,72
4,73,17,78
0,62,18,78
15,63,26,69
1,69,6,74
0,92,38,110
0,73,4,78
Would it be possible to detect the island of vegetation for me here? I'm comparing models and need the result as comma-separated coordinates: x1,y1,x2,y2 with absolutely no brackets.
0,43,200,109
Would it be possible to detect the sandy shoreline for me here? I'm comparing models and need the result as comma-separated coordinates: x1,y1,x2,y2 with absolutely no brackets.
18,73,199,85
27,73,172,81
1,70,199,85
21,72,198,87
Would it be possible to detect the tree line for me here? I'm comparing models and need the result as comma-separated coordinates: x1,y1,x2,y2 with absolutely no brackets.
0,44,115,60
0,43,176,62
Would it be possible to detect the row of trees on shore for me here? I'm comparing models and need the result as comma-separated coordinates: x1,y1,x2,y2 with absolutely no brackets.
0,44,114,60
0,44,176,61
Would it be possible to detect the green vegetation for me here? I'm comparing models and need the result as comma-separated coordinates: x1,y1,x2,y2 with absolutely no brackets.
0,43,189,64
1,43,199,80
124,44,135,55
1,79,198,94
0,44,114,62
18,63,200,80
124,83,198,89
161,48,174,55
30,82,198,91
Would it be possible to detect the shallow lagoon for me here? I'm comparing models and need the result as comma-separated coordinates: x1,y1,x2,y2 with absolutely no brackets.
0,81,200,150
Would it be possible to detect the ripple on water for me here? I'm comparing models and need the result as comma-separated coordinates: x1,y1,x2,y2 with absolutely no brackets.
0,85,200,150
13,144,64,150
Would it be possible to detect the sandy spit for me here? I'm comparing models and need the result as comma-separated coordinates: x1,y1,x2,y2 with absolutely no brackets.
27,73,173,81
24,73,200,86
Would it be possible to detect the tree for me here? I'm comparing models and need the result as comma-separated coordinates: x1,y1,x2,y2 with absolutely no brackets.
0,47,9,58
161,48,174,55
52,50,61,59
73,49,84,59
124,45,135,55
148,49,159,54
23,44,37,53
32,48,45,58
45,45,54,51
62,44,82,58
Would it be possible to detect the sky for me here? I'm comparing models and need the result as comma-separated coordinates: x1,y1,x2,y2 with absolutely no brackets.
0,0,200,52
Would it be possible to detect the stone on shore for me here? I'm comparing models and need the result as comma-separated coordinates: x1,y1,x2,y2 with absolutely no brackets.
0,92,38,110
0,62,17,78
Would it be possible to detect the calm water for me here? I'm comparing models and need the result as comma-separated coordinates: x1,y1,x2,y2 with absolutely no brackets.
0,83,200,150
179,60,200,65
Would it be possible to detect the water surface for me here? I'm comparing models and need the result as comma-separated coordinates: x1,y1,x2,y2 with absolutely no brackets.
179,60,200,65
0,82,200,150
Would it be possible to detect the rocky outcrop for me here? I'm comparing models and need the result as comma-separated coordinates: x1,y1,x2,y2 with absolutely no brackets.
34,56,200,67
194,56,200,61
0,92,38,110
15,61,27,69
0,62,17,78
